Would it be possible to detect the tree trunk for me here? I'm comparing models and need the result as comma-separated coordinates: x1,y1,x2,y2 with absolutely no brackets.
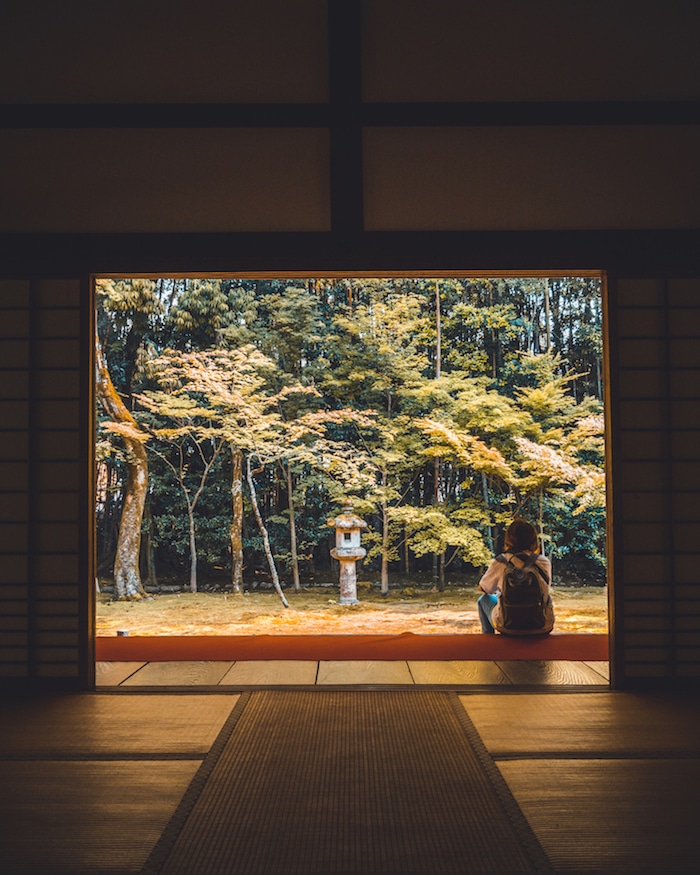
490,282,498,378
381,504,390,595
551,283,562,352
160,438,223,596
432,455,441,583
114,448,148,599
143,498,158,590
481,472,494,554
246,455,289,607
230,445,244,592
435,279,441,378
286,462,301,592
380,468,390,595
432,283,444,583
543,278,552,353
188,504,197,593
95,332,147,600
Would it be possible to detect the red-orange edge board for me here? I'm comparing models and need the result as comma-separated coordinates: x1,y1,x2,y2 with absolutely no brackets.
96,633,608,662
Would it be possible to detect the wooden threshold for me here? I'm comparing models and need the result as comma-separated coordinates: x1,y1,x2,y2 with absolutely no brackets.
95,633,608,662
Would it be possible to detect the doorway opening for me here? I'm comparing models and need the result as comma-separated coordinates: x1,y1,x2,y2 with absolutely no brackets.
94,273,608,655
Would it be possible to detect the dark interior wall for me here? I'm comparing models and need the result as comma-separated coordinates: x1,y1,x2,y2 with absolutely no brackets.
1,0,699,688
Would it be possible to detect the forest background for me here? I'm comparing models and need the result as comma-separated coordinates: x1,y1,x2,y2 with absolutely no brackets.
95,276,606,607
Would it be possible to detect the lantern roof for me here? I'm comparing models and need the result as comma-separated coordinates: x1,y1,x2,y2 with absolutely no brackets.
326,501,367,529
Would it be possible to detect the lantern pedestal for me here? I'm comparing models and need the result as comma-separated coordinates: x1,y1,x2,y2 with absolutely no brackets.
330,546,366,605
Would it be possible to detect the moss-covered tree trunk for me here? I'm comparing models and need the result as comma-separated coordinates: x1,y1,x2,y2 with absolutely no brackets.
95,335,148,600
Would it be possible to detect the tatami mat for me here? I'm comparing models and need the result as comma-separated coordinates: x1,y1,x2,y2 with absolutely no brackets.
157,691,549,875
0,760,200,873
1,688,698,874
498,759,700,873
461,692,700,757
0,694,237,757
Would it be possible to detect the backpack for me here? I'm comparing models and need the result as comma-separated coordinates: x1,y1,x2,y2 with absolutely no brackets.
495,551,551,635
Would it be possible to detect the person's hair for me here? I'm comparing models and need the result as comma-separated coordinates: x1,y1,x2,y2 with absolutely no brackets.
504,518,539,553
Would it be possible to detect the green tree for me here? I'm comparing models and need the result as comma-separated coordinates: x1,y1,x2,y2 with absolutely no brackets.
322,288,431,592
143,346,343,606
97,278,164,403
166,279,231,349
95,274,606,589
95,278,167,594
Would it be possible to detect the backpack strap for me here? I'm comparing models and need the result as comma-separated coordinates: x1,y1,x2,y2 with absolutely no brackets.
521,552,550,585
518,551,539,568
496,551,534,567
497,551,550,584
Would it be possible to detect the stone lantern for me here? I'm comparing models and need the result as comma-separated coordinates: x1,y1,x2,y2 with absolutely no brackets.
327,500,367,605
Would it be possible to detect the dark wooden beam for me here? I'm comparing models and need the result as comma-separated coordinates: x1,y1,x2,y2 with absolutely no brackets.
328,0,363,235
2,229,700,277
3,100,698,129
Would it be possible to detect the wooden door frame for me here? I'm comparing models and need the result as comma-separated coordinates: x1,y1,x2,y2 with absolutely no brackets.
87,266,612,686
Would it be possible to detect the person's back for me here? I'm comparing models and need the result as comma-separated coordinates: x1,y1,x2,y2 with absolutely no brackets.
477,519,554,635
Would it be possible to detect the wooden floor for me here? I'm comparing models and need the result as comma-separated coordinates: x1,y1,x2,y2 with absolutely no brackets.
2,682,699,874
97,658,611,687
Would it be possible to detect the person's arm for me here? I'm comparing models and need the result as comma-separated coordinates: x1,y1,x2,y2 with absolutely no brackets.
478,559,504,594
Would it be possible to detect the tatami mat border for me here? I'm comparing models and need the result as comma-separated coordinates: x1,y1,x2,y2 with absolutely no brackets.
449,693,554,874
141,691,252,875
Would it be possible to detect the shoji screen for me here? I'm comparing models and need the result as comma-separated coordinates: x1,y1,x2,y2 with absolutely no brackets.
615,278,700,682
0,280,86,684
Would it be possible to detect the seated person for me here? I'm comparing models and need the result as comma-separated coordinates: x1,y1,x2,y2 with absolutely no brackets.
477,518,554,635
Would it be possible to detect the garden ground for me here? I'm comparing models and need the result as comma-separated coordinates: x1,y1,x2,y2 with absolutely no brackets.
96,582,608,636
